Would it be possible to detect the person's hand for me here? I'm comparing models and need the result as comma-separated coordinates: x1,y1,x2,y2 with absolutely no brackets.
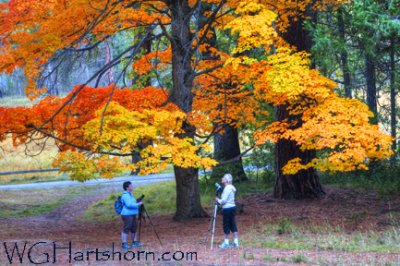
215,197,219,202
138,202,143,206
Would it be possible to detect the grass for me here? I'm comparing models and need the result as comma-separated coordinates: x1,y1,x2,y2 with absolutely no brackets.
244,219,400,254
82,169,400,255
263,254,275,262
83,181,177,222
291,253,308,264
83,177,272,222
0,137,66,184
0,185,98,218
0,173,69,185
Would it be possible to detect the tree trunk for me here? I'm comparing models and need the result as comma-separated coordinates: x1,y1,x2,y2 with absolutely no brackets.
174,165,205,219
211,125,247,182
274,106,324,199
390,36,397,166
169,0,207,220
337,7,352,98
365,52,378,124
274,9,325,199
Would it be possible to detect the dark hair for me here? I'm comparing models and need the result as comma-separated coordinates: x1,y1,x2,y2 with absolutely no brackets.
123,181,132,190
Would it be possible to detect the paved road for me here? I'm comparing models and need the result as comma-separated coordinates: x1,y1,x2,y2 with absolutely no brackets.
0,173,174,190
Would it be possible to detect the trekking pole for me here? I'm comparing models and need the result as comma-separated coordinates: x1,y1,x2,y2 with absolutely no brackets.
210,199,219,250
204,197,216,245
210,183,223,250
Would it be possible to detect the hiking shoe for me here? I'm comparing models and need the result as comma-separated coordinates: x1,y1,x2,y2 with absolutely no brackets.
219,242,230,248
231,242,239,247
121,243,131,249
132,241,143,247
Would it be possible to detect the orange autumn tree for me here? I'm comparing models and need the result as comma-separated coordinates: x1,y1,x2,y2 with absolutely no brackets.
0,86,216,181
0,0,253,220
0,0,392,219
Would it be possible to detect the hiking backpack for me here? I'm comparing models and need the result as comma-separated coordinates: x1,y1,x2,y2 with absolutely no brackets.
114,195,123,214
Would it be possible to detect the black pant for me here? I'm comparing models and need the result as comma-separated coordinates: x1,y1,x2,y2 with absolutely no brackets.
222,207,238,234
121,215,137,233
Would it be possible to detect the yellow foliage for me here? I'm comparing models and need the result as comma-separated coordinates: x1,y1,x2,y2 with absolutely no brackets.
278,96,393,174
52,151,125,181
225,1,277,54
252,47,336,108
55,101,217,177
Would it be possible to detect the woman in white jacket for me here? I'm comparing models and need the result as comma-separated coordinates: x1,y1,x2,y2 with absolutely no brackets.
216,173,239,248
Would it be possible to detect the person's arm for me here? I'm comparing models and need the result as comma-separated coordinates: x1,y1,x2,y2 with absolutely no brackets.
217,186,232,205
121,193,140,209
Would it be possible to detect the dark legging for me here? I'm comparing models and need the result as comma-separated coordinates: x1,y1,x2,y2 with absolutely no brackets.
222,207,237,234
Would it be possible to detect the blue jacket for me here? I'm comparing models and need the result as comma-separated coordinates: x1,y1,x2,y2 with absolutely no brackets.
120,191,139,216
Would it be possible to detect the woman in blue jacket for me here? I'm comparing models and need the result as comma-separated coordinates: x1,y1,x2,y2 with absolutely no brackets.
121,181,143,249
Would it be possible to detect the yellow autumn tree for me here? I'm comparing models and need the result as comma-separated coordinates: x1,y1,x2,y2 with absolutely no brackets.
224,2,392,176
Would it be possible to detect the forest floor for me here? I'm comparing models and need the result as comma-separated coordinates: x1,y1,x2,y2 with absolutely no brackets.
0,185,399,266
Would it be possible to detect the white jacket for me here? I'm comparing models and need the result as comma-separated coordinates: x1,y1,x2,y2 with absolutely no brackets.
217,184,236,209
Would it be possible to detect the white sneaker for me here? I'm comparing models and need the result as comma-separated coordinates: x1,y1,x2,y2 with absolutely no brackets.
219,242,230,248
231,242,239,247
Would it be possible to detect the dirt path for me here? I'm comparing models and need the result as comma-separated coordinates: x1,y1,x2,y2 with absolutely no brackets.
0,186,399,265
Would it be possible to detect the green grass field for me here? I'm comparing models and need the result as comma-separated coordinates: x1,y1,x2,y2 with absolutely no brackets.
0,185,98,218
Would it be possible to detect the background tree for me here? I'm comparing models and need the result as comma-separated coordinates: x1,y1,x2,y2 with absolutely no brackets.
309,0,400,167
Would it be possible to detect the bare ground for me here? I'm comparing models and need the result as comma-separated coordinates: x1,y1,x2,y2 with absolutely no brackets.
0,186,399,265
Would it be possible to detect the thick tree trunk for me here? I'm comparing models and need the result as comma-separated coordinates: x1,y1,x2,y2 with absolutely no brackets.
174,165,205,220
390,36,397,166
337,7,352,98
275,10,325,199
274,106,324,199
169,0,207,220
211,125,247,182
365,52,378,124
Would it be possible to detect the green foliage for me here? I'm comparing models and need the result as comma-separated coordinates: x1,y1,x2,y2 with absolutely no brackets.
241,127,275,184
208,162,246,182
307,0,400,139
320,161,400,198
